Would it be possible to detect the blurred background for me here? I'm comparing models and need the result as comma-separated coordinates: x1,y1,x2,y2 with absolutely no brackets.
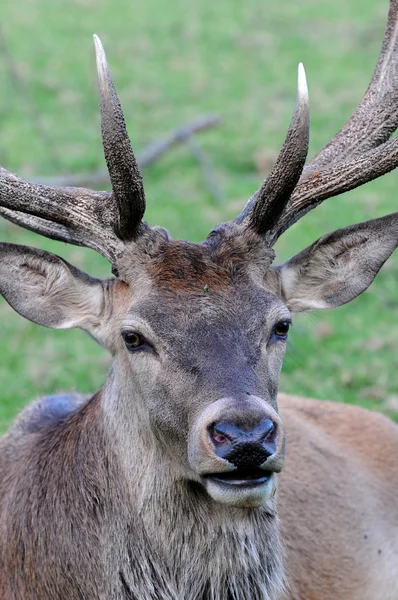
0,0,397,432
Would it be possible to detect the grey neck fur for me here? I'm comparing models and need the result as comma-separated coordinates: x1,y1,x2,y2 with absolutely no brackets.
101,366,285,600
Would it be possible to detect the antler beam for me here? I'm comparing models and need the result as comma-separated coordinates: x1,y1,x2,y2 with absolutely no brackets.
235,0,398,244
0,169,122,262
304,0,398,171
265,0,398,243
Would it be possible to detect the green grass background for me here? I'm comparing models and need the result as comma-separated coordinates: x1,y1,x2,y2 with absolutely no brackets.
0,0,397,432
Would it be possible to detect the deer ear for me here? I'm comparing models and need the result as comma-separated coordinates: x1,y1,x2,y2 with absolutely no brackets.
275,213,398,312
0,243,108,333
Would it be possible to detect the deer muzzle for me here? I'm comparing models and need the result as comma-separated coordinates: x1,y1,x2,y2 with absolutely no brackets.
188,396,285,508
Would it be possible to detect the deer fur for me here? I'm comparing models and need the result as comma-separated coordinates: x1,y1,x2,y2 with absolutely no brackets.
1,225,398,599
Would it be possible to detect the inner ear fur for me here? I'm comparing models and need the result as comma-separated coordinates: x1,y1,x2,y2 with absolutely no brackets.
275,213,398,312
0,243,110,335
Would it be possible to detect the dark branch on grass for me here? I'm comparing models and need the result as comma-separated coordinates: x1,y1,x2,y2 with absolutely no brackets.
27,114,222,192
185,136,225,204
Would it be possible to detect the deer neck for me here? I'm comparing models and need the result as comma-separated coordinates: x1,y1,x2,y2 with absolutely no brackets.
101,367,286,600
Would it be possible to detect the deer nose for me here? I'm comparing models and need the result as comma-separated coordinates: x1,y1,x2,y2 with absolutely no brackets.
209,418,277,468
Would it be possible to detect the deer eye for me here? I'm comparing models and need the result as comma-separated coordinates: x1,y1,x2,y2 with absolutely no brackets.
121,331,146,351
273,320,291,339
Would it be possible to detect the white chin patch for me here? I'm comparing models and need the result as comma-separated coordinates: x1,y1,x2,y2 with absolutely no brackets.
204,474,275,508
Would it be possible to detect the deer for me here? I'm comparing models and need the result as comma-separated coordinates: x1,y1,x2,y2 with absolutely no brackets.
1,1,398,599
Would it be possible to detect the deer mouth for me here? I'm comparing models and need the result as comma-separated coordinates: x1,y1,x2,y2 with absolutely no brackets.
201,469,276,507
204,468,272,487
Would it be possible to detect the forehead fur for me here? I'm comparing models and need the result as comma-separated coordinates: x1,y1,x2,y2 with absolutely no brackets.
116,225,275,292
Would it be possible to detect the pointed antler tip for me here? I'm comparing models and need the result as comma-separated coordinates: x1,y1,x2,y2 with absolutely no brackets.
93,34,111,98
297,62,309,102
93,34,104,55
93,34,108,72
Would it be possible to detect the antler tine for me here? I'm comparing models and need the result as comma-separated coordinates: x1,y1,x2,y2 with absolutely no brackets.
234,64,310,236
94,35,146,241
265,0,398,243
0,36,147,269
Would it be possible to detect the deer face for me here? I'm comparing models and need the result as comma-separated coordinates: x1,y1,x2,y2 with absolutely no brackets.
107,230,287,507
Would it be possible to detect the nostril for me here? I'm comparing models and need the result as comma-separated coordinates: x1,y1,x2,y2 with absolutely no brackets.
208,423,234,458
265,426,274,440
213,431,228,445
208,418,278,466
256,419,276,442
211,422,240,443
210,420,277,445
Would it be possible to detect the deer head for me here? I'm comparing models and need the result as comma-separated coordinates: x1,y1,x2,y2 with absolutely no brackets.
1,2,398,512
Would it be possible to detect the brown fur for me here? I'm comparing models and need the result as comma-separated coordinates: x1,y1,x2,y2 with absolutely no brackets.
279,394,398,600
0,226,398,598
1,388,398,599
147,241,231,293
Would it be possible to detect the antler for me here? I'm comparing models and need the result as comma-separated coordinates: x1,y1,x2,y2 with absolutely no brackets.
93,35,145,240
0,36,146,266
238,0,398,244
235,63,310,234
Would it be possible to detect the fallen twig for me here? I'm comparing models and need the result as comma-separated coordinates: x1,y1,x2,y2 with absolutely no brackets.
185,136,225,204
28,114,221,190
